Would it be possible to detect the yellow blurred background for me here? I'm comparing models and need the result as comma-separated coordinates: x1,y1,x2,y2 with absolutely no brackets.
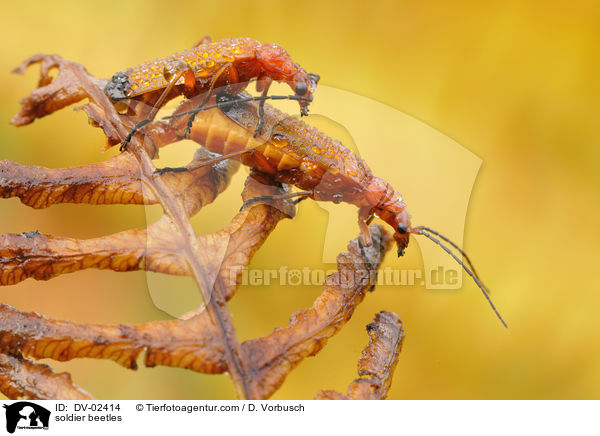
1,0,599,399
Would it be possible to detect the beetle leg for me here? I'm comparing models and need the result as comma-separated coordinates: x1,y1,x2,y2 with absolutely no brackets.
184,62,235,137
240,190,312,211
120,119,151,152
120,60,195,151
254,75,273,137
358,207,374,246
154,148,249,175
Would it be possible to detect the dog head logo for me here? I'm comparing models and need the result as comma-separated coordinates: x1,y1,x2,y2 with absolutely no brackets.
2,402,50,433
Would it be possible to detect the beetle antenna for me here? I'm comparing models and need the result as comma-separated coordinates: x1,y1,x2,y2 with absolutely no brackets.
412,225,487,291
413,228,507,328
163,93,312,121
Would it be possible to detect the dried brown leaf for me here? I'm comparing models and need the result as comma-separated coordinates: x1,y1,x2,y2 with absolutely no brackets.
0,155,146,209
0,303,226,374
11,55,95,126
0,149,237,213
0,353,92,400
242,225,392,398
11,55,124,148
315,310,404,400
0,304,145,369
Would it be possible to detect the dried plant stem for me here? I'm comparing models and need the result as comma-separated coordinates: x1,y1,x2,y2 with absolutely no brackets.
128,139,251,399
66,60,253,398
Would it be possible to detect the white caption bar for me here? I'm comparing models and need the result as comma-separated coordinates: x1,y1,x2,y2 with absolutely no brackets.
0,400,596,435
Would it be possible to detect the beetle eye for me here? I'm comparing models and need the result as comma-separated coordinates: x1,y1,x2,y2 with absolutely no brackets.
295,81,308,96
397,223,408,234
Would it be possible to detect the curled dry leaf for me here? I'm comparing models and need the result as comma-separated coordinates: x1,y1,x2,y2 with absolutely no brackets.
10,54,127,149
315,310,404,400
0,149,237,213
1,52,403,399
11,55,102,127
0,353,92,400
0,154,148,209
243,226,392,398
